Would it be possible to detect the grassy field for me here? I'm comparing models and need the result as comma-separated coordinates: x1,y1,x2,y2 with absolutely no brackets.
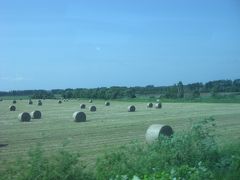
0,99,240,169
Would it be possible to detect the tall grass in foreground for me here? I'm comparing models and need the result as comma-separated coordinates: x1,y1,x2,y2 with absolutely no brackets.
1,118,240,180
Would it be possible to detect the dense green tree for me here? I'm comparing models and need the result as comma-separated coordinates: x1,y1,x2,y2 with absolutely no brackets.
177,81,184,98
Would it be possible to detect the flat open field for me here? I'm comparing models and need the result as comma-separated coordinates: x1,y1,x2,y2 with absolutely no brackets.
0,99,240,167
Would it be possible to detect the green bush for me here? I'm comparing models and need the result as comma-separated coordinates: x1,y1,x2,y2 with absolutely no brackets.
1,146,94,180
95,118,225,180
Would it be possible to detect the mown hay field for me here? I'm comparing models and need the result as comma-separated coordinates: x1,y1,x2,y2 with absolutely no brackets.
0,99,240,167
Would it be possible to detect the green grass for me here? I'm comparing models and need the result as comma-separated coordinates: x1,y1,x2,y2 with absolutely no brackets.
0,99,240,170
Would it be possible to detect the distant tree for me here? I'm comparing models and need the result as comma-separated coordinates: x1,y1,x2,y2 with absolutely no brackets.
165,85,178,98
192,89,200,98
177,81,184,98
125,88,136,98
233,79,240,92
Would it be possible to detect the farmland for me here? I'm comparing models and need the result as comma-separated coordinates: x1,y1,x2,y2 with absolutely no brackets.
0,99,240,170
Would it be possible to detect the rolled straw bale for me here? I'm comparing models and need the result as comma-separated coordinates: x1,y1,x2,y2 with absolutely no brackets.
128,105,136,112
145,124,173,144
147,103,153,108
28,100,33,105
155,103,162,109
18,112,31,122
89,105,96,112
9,105,16,111
31,110,41,119
73,111,86,122
105,101,110,106
80,104,86,109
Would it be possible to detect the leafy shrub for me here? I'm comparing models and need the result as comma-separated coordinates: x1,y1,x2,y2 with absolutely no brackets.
96,118,220,179
1,146,94,180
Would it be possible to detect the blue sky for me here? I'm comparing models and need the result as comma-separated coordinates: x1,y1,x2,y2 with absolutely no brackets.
0,0,239,91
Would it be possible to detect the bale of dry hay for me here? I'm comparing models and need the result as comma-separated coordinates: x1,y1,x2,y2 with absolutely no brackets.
18,112,31,122
128,105,136,112
145,124,173,144
28,100,33,105
89,105,96,112
9,105,16,111
12,100,17,104
147,103,153,108
155,103,162,109
89,99,92,103
80,104,86,109
38,101,42,106
58,100,62,104
105,101,110,106
73,111,86,122
31,110,41,119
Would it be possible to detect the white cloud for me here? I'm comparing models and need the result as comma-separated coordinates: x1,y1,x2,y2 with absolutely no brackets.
0,75,26,81
96,47,101,51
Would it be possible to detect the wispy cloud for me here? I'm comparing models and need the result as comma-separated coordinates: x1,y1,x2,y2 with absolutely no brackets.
96,47,101,51
0,75,27,81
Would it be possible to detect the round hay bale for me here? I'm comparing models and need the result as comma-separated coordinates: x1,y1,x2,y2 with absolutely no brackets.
89,105,96,112
155,103,162,109
128,105,136,112
58,100,62,104
37,101,42,106
18,112,31,122
80,104,86,109
147,102,153,108
12,100,17,104
89,99,92,103
145,124,173,144
9,105,16,111
105,101,110,106
31,110,41,119
73,111,86,122
28,100,33,105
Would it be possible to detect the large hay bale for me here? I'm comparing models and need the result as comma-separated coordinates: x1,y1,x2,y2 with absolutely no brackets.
89,105,96,112
12,100,17,104
128,105,136,112
145,124,173,144
31,110,41,119
105,101,110,106
38,101,42,106
80,104,86,109
155,103,162,109
18,112,31,122
9,105,16,111
89,99,92,103
28,100,33,105
73,111,86,122
147,102,153,108
58,100,62,104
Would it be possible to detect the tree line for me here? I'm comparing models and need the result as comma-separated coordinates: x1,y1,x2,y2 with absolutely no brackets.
0,79,240,99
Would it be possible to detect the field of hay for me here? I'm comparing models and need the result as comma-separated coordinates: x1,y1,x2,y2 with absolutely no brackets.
0,99,240,167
